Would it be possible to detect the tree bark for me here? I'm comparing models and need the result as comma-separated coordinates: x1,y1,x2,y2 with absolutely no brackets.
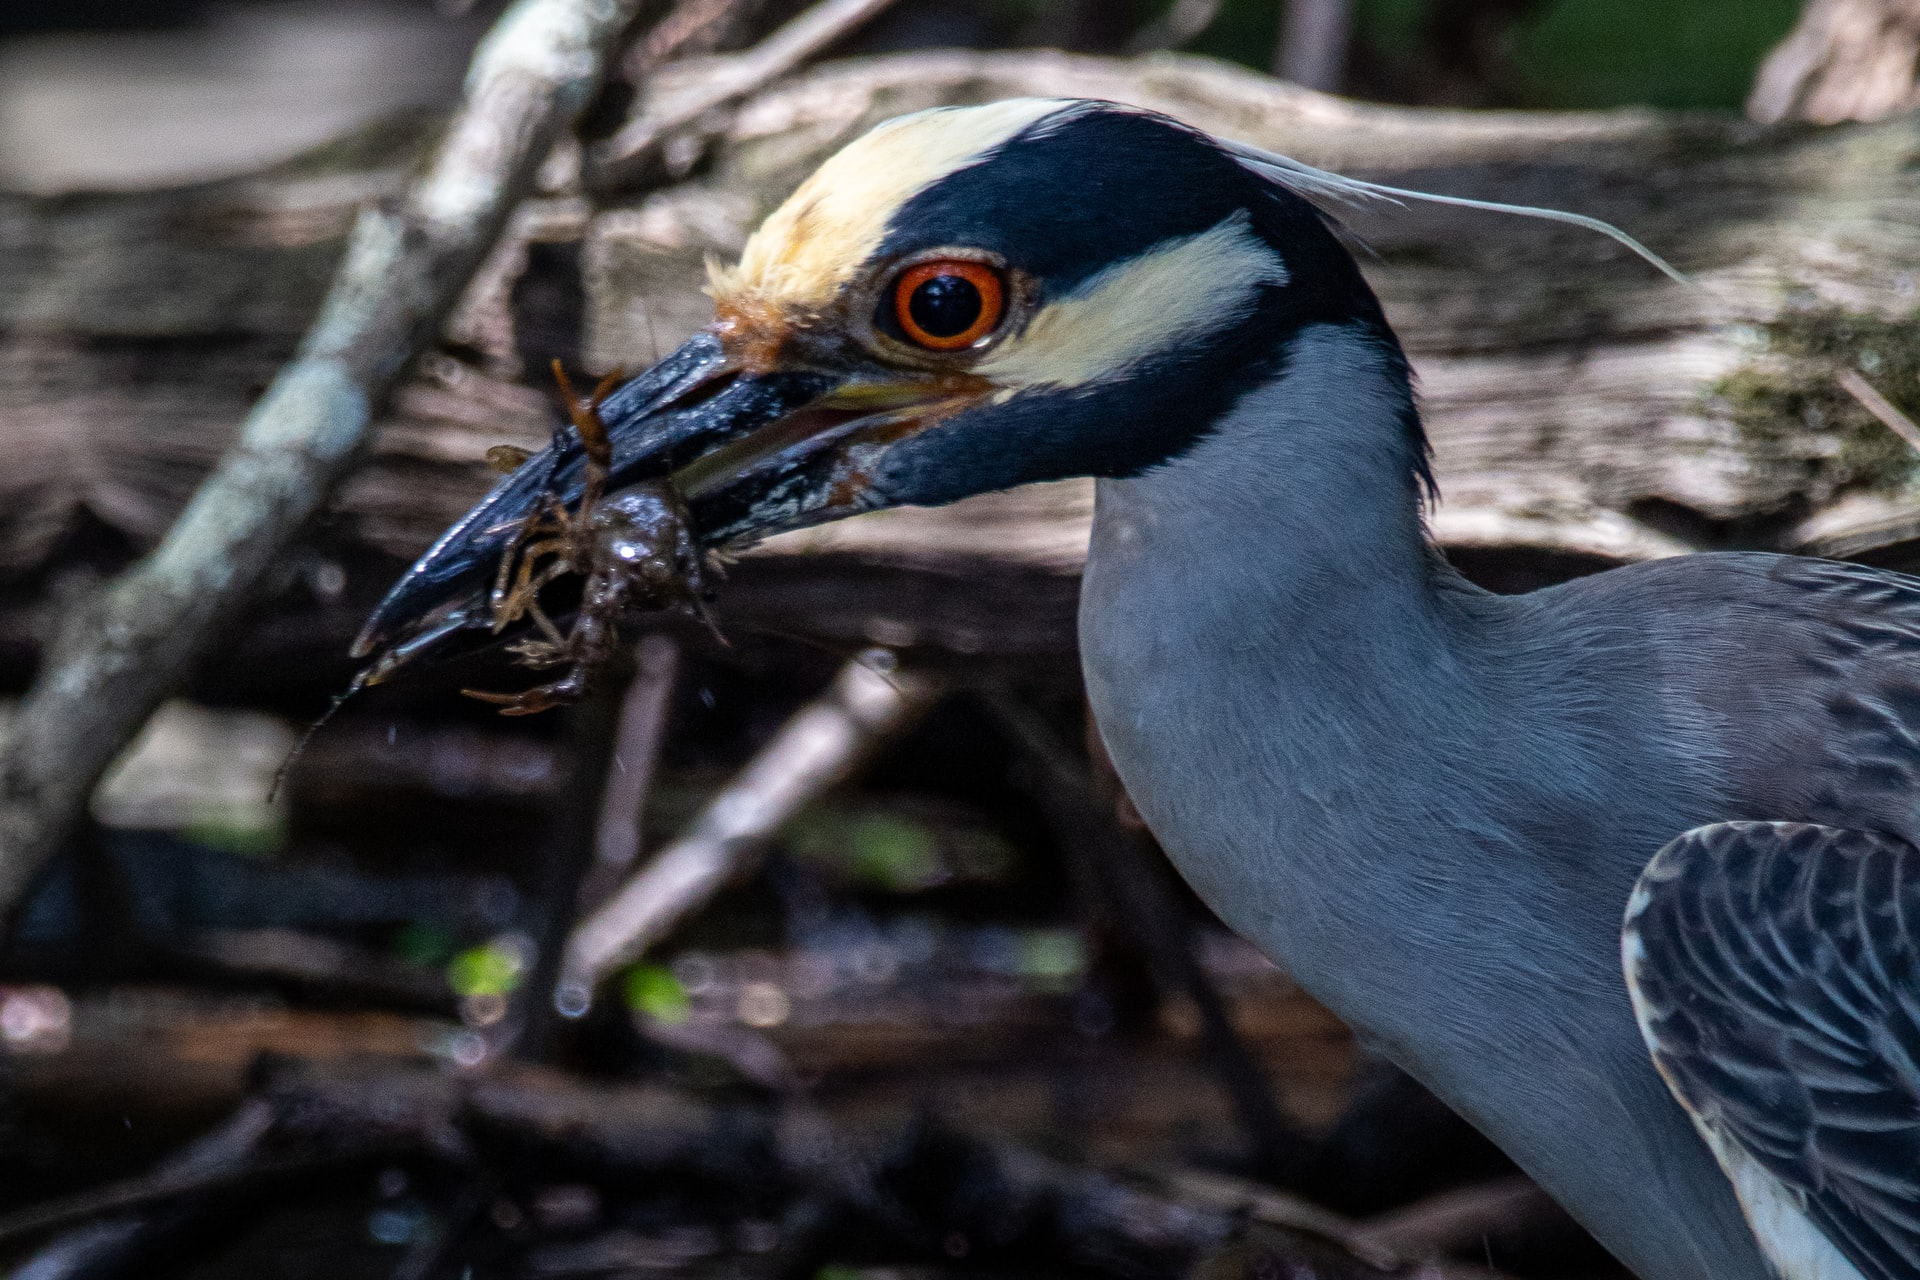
1750,0,1920,123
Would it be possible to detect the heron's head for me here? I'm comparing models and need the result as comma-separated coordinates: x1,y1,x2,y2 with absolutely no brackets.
355,98,1419,659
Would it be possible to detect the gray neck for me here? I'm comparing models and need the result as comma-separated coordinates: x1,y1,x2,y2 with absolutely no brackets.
1083,323,1477,961
1078,323,1768,1280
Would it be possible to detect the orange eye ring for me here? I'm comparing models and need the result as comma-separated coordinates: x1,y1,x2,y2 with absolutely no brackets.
892,259,1005,351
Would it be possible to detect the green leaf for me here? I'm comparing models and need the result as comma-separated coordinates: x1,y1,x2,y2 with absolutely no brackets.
623,964,691,1025
447,942,524,998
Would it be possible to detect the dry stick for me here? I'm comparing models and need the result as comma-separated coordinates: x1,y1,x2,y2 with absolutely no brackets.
1838,367,1920,455
1353,1175,1559,1263
173,927,455,1010
1139,1164,1396,1270
623,0,754,77
7,1061,473,1280
882,1122,1505,1280
578,633,681,914
492,685,625,1064
1274,0,1351,91
983,691,1312,1185
0,0,655,929
1123,0,1223,54
586,0,900,189
4,1102,275,1278
555,653,941,1010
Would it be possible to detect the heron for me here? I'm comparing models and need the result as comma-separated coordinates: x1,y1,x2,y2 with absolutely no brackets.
358,98,1920,1279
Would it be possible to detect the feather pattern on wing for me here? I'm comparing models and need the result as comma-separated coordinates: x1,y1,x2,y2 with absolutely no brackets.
1625,821,1920,1280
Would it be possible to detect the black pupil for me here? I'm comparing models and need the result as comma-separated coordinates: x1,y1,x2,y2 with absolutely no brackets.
907,274,983,339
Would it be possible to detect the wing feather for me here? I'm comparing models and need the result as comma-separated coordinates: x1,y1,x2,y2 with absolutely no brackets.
1626,822,1920,1280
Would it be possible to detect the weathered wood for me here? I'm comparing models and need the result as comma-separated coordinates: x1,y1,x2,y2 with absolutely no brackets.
1750,0,1920,124
5,51,1919,667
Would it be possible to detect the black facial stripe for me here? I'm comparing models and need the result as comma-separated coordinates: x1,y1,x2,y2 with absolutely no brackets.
870,103,1431,501
875,104,1391,337
872,296,1347,501
879,107,1265,294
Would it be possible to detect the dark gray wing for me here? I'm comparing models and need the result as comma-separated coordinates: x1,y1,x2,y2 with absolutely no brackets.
1767,559,1920,838
1624,821,1920,1280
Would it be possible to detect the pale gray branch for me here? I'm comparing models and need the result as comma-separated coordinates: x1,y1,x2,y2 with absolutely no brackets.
1125,0,1224,55
578,632,682,914
556,653,940,1009
1274,0,1351,92
1839,368,1920,455
0,0,657,926
1353,1176,1559,1262
586,0,899,189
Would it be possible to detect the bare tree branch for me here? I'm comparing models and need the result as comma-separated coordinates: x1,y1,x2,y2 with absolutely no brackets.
1274,0,1352,92
0,0,660,926
1124,0,1223,55
8,52,1920,668
4,1102,277,1275
555,653,940,1009
585,0,899,190
1353,1176,1560,1262
578,633,681,914
1840,368,1920,454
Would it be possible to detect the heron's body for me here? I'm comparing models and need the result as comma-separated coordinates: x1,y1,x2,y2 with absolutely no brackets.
372,98,1920,1279
1083,324,1794,1277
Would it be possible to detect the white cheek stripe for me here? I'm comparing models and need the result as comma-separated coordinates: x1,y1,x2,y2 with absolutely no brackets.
977,212,1288,393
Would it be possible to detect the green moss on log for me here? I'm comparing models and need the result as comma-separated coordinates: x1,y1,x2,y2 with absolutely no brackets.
1716,308,1920,494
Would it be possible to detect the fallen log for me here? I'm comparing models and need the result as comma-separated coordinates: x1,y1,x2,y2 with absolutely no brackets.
5,50,1918,670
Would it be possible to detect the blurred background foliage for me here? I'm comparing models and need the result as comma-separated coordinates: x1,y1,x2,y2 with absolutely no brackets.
1142,0,1805,108
2,0,1808,112
0,0,1812,190
892,0,1806,110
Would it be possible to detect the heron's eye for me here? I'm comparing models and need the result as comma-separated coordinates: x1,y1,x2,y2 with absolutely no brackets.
891,260,1004,351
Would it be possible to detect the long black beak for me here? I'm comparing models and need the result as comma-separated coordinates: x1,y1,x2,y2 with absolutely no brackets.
352,331,845,664
353,322,967,671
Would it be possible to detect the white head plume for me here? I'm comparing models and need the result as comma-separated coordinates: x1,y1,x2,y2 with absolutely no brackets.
1219,138,1689,284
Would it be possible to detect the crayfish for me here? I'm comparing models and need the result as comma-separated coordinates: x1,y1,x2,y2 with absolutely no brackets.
459,361,716,714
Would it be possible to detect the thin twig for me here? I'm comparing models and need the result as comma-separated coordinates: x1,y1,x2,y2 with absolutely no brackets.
0,0,660,929
623,0,755,78
1353,1175,1558,1261
1142,1164,1395,1269
1,1101,275,1259
555,652,940,1009
487,685,624,1064
578,633,681,914
1274,0,1351,92
1124,0,1222,54
1838,367,1920,455
586,0,899,190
